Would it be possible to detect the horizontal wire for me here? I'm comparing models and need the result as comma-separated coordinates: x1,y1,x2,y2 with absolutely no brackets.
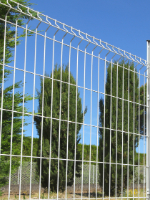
1,61,147,80
19,198,146,199
0,107,147,138
0,65,147,109
0,154,147,167
4,198,144,200
0,2,147,66
0,17,147,69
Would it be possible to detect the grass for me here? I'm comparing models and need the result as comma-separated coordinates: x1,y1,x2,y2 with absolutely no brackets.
124,188,146,198
0,188,146,200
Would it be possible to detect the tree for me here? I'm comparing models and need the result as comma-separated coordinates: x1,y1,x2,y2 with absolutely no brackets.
77,144,99,165
0,0,35,195
98,61,146,196
0,78,32,194
35,65,86,192
22,136,39,161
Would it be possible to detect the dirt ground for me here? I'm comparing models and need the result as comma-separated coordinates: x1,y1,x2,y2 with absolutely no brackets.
0,186,146,200
0,187,102,200
0,184,102,200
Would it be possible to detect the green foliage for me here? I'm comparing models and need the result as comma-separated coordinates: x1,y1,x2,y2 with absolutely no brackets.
0,0,35,195
98,61,146,197
0,65,33,195
35,65,86,192
77,144,99,164
23,137,39,161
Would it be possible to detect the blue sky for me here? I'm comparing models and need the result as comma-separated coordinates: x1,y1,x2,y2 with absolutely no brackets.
28,0,149,155
30,0,150,60
4,0,149,154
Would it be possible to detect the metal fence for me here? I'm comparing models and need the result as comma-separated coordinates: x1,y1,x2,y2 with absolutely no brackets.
3,163,99,187
0,0,149,200
1,163,144,195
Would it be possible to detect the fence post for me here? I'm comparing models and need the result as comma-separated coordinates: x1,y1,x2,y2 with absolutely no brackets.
147,40,150,200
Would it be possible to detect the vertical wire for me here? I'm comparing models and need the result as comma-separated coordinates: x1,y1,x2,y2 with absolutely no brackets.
96,53,100,200
133,66,135,200
73,43,79,200
102,57,107,200
127,64,130,200
48,34,55,199
81,47,86,200
18,167,19,185
8,18,18,199
65,39,72,200
57,36,64,200
39,30,46,199
89,50,93,199
121,64,124,199
115,62,119,199
93,165,94,184
138,70,141,199
31,27,37,199
19,23,28,200
109,60,112,200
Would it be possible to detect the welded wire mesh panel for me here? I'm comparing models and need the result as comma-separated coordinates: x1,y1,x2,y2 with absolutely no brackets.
0,1,148,200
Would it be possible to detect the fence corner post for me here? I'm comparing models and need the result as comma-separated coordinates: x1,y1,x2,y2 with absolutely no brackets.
147,40,150,200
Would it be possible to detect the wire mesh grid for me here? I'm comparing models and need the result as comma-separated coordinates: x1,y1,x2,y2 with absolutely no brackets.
0,1,148,200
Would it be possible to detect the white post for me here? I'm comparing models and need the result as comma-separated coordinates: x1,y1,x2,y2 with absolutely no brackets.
147,40,150,200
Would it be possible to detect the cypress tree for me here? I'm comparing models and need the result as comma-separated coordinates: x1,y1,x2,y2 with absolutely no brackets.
35,65,86,192
99,61,146,196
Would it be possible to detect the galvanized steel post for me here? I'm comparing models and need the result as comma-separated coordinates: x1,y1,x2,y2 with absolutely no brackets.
147,40,150,200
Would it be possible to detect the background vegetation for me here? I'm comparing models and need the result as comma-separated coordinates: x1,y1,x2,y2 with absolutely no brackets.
99,61,146,196
0,0,36,195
